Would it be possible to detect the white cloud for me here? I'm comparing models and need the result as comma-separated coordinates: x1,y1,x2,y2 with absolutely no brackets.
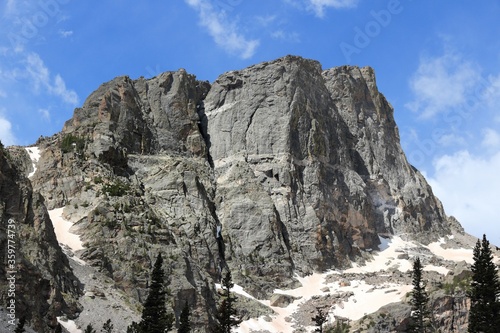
271,30,301,43
406,51,482,119
482,74,500,109
307,0,359,17
0,114,16,146
25,52,78,104
185,0,259,59
255,15,277,27
481,128,500,149
427,149,500,244
38,108,50,121
4,0,17,16
59,30,74,38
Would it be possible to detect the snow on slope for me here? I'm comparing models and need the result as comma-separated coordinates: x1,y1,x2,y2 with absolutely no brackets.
25,146,40,178
48,208,85,264
57,317,83,333
235,234,475,333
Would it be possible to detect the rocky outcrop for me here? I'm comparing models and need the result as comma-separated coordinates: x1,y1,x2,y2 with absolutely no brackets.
205,56,453,288
25,55,459,330
0,145,80,332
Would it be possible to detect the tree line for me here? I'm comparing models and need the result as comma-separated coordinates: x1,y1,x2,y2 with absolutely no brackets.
13,235,499,333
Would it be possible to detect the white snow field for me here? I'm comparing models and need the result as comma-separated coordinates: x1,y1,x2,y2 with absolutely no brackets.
25,146,40,178
234,235,475,333
57,317,83,333
48,208,85,264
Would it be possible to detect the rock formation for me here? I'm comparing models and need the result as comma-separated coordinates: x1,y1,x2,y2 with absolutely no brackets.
2,55,471,331
0,145,80,333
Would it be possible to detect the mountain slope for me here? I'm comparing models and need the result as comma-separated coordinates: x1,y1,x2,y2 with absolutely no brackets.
0,145,80,333
14,55,470,331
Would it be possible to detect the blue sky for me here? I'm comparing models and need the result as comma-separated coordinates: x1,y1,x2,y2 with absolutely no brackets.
1,0,500,243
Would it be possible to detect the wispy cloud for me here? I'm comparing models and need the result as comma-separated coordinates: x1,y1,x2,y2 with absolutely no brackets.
59,30,73,38
255,14,277,27
0,112,16,146
3,0,18,17
406,51,482,119
38,108,51,121
25,52,78,105
271,30,301,43
185,0,259,59
306,0,359,17
481,128,500,149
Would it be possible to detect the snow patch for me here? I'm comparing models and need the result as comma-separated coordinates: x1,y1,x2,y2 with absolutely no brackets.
332,280,412,321
345,236,414,274
426,241,474,264
57,317,83,333
49,208,85,254
25,146,40,178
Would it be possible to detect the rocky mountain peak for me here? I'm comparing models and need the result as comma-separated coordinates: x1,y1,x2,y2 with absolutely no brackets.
3,55,471,332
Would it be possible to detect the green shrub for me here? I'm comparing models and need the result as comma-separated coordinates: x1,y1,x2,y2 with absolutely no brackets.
103,180,130,196
61,134,85,153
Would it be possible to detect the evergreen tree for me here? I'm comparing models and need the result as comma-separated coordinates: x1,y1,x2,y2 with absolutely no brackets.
312,307,328,333
102,319,114,333
211,270,242,333
178,302,191,333
14,317,25,333
139,253,174,333
126,322,141,333
84,324,96,333
409,257,431,333
55,323,63,333
468,234,500,333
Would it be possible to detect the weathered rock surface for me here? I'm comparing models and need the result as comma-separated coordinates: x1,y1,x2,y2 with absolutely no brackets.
0,146,80,333
15,55,466,331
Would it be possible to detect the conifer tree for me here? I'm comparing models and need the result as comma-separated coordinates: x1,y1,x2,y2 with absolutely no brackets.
312,307,328,333
84,324,96,333
409,257,431,333
14,317,25,333
178,302,191,333
102,319,114,333
139,253,174,333
468,234,500,333
211,270,242,333
126,322,141,333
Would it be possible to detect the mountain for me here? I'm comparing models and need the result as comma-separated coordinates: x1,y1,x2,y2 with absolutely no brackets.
0,55,476,332
0,144,80,332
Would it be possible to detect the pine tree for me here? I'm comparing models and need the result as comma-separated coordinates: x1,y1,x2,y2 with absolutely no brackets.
468,234,500,333
126,321,141,333
139,253,174,333
211,270,242,333
102,319,114,333
409,257,431,333
178,302,191,333
84,324,96,333
14,317,25,333
312,307,328,333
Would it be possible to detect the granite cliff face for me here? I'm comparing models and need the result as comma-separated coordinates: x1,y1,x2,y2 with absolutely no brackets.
10,55,468,331
0,146,80,333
